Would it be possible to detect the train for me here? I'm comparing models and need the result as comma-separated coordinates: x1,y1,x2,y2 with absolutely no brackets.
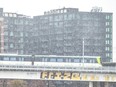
0,54,102,68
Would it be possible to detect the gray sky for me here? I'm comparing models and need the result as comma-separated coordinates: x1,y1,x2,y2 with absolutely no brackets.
0,0,116,61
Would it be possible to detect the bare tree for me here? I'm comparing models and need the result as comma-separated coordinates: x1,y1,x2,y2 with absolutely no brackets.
10,80,27,87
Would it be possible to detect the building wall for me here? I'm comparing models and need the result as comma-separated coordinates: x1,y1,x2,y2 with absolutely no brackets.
0,7,113,62
0,18,4,53
0,8,33,54
33,8,113,62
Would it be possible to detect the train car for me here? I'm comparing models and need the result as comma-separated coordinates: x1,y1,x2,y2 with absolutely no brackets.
0,54,32,65
34,55,102,68
0,54,102,68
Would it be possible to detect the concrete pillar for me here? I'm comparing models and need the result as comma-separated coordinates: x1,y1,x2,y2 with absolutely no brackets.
93,82,101,87
104,82,109,87
96,82,101,87
89,82,93,87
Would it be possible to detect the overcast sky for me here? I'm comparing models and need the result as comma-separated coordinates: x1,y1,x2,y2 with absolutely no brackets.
0,0,116,61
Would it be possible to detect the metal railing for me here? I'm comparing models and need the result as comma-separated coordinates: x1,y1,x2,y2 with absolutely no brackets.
0,64,116,73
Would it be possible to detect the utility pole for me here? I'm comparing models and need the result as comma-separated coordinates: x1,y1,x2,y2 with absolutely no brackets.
32,55,35,65
3,80,7,87
82,38,84,67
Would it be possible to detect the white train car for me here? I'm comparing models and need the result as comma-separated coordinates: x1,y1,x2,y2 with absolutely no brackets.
0,54,31,66
34,55,102,68
0,54,102,68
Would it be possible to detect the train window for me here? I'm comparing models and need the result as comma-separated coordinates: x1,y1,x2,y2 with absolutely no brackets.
90,59,93,63
50,58,56,62
90,59,96,63
84,59,87,63
44,58,48,62
18,58,22,61
68,58,72,62
93,59,96,63
80,59,83,63
3,57,9,61
65,59,68,62
74,59,79,63
0,57,3,60
42,58,44,62
22,58,24,61
95,59,97,63
24,57,31,61
35,57,42,62
18,57,24,61
86,59,90,63
57,58,63,62
10,57,16,61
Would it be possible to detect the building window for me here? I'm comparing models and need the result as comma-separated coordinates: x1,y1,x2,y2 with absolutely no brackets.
64,9,67,13
59,15,63,21
110,15,112,20
10,44,14,48
49,16,53,21
54,22,58,27
64,14,67,20
20,38,23,42
105,47,109,51
106,22,109,26
54,15,58,21
106,53,109,57
106,28,109,32
106,40,110,44
105,40,108,44
20,44,23,48
4,31,8,35
10,32,14,36
4,13,8,17
4,45,8,49
68,14,73,20
19,20,23,24
25,33,28,37
106,34,109,38
20,32,23,37
59,22,63,27
106,15,110,19
20,50,23,54
49,23,53,26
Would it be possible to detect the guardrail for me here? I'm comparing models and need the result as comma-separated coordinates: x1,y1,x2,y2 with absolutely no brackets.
0,64,116,73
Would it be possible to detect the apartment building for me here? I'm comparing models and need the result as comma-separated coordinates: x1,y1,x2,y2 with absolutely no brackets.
0,8,33,54
33,7,112,62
